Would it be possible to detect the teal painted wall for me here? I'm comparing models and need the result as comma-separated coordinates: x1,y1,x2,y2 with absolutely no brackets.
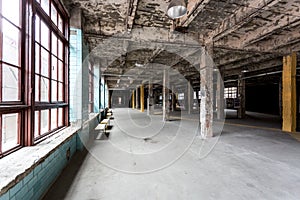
0,116,99,200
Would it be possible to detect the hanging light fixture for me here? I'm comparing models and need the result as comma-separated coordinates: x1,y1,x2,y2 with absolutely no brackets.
167,0,187,19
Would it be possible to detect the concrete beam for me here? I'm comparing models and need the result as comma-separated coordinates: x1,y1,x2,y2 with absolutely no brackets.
243,15,300,47
209,0,281,41
126,0,139,32
256,28,300,52
282,52,297,132
177,0,211,27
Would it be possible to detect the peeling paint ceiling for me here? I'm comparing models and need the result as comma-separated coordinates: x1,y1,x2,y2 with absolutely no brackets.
62,0,300,88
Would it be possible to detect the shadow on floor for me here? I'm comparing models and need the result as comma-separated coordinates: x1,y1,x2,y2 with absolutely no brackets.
42,149,88,200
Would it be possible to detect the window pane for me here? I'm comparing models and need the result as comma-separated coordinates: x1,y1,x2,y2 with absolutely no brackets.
58,14,63,32
58,39,63,60
41,110,49,134
2,20,20,66
2,0,20,26
35,44,40,74
51,56,57,80
51,3,58,25
51,80,57,102
41,48,49,77
51,109,57,130
58,83,63,101
41,77,49,102
35,16,40,43
35,75,40,101
34,111,40,138
2,113,19,152
41,0,49,15
51,33,57,56
41,20,49,49
58,60,63,82
58,108,63,127
2,65,20,101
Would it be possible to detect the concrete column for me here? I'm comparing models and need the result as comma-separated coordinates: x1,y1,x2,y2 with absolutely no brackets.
171,85,176,112
148,81,154,115
216,69,225,120
132,90,135,109
195,89,200,110
188,82,193,114
200,46,213,138
163,69,170,121
135,87,139,109
282,52,297,132
108,90,112,108
237,74,246,119
140,84,144,112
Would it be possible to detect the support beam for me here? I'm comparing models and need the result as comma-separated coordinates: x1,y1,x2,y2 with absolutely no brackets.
282,52,297,132
188,82,193,114
176,0,211,27
136,87,139,109
237,74,246,119
148,81,154,115
216,70,225,120
140,84,144,112
126,0,139,32
132,90,135,109
209,0,282,41
163,69,170,121
200,46,213,138
108,90,112,108
243,17,300,48
172,85,176,112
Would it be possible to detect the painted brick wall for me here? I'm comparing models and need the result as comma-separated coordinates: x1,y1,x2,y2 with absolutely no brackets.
0,116,99,200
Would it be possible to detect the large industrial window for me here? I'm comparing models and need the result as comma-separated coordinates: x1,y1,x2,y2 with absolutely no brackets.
0,0,69,157
224,87,237,98
0,0,23,156
33,0,68,140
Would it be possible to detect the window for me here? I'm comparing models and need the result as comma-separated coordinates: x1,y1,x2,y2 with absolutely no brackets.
178,93,184,100
224,87,237,98
33,0,68,140
0,0,69,157
0,0,23,156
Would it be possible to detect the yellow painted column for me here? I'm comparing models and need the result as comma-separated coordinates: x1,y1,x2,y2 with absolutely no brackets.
132,91,135,109
140,85,144,112
282,52,297,132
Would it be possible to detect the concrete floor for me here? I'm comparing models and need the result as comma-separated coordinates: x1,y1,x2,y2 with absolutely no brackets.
43,108,300,200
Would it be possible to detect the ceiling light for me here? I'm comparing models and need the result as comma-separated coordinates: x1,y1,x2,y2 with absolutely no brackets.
167,0,187,19
241,69,248,73
135,62,144,67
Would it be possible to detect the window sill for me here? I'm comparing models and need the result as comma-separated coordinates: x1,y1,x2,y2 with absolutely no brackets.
0,125,81,195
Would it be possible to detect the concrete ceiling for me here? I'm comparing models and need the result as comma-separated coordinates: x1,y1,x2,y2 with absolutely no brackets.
62,0,300,89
